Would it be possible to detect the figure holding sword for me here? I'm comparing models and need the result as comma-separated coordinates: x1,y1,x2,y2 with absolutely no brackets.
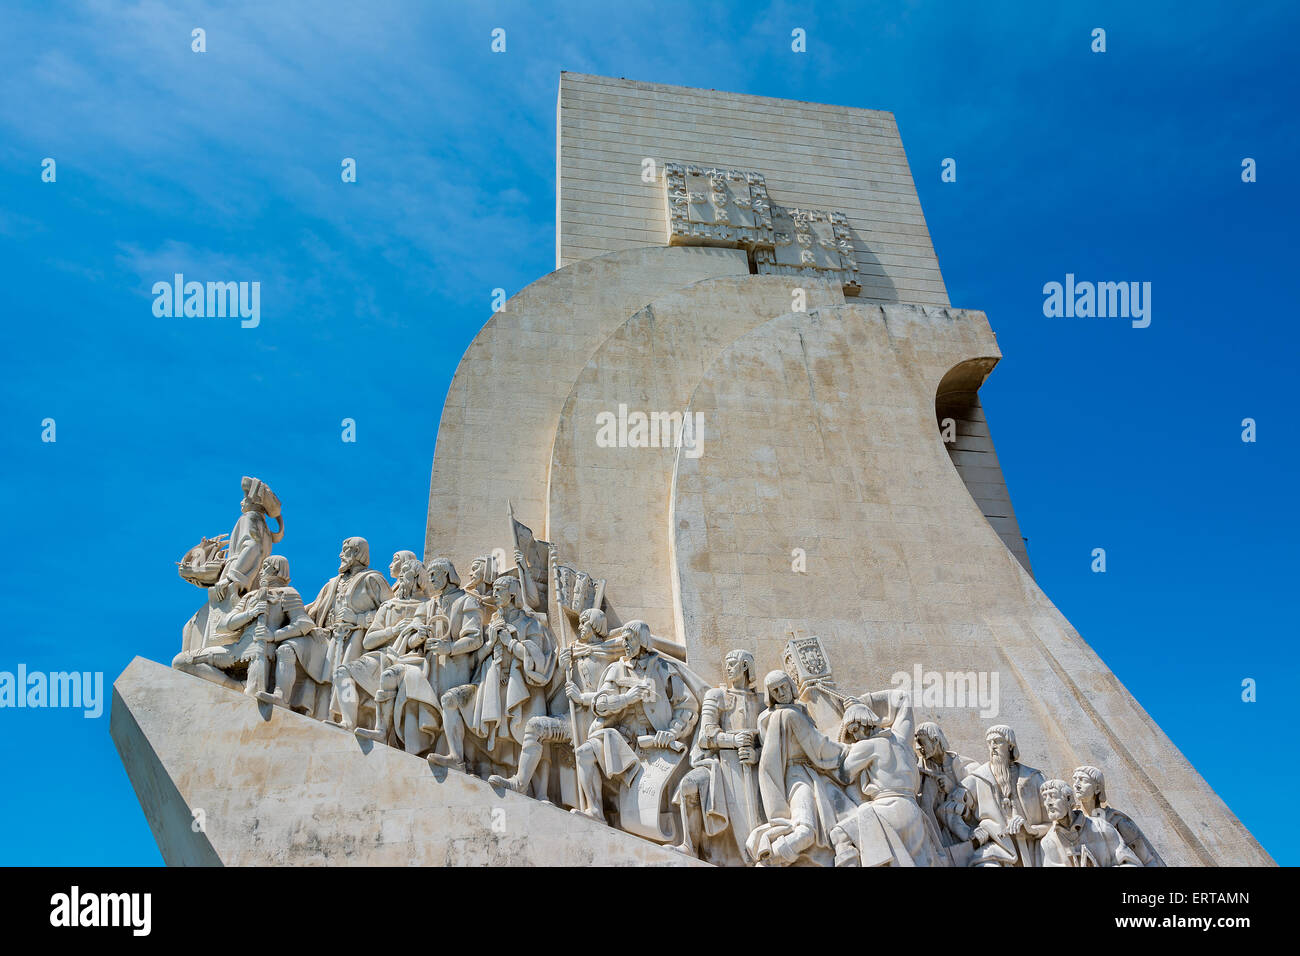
671,649,764,864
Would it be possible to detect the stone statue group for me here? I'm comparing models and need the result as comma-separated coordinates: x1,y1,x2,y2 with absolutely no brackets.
173,477,1163,867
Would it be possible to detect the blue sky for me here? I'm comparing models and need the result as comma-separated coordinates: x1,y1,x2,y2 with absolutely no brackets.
1,0,1295,865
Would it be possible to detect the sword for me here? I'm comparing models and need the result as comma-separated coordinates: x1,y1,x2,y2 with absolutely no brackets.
567,657,588,809
425,610,451,669
734,691,760,860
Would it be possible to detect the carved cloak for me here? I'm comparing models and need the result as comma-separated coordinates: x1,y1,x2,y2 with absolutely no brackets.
835,736,948,867
748,703,849,861
414,587,486,700
961,761,1048,866
681,684,765,861
469,609,556,749
221,510,275,595
1041,811,1141,867
306,568,392,665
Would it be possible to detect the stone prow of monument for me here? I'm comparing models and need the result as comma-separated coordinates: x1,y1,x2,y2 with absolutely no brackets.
115,74,1271,866
112,657,703,866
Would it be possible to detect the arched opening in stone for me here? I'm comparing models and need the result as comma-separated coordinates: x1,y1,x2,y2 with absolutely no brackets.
935,360,1034,576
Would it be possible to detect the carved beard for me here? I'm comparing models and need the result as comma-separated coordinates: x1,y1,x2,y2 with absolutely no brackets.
990,751,1013,794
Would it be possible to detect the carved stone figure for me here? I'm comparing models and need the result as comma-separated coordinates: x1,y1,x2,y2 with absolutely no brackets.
429,574,556,777
264,612,333,718
915,720,978,864
407,558,486,757
1072,766,1165,866
173,555,314,700
909,717,977,868
165,476,1174,868
307,537,393,724
745,670,853,866
177,476,284,661
367,565,446,750
389,550,432,599
212,477,284,603
573,620,700,841
830,691,948,867
487,607,621,801
961,724,1049,866
334,558,429,735
1039,778,1140,867
671,649,764,864
463,554,496,602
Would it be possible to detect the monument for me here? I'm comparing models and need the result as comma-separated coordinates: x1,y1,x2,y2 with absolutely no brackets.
112,73,1272,866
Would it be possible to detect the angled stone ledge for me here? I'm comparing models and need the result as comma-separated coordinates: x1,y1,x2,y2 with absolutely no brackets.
111,657,706,867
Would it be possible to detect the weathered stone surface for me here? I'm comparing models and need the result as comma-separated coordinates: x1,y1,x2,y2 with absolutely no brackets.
546,275,842,640
426,245,747,572
669,304,1272,866
111,657,706,866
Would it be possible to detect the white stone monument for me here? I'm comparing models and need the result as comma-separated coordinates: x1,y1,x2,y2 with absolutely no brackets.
113,74,1272,867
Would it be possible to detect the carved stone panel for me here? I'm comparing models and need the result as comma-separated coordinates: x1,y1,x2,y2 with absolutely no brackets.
755,207,861,295
662,161,860,295
663,162,772,248
784,634,833,688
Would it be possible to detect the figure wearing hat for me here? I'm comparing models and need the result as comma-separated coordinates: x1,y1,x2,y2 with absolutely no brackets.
174,476,285,678
212,476,284,603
